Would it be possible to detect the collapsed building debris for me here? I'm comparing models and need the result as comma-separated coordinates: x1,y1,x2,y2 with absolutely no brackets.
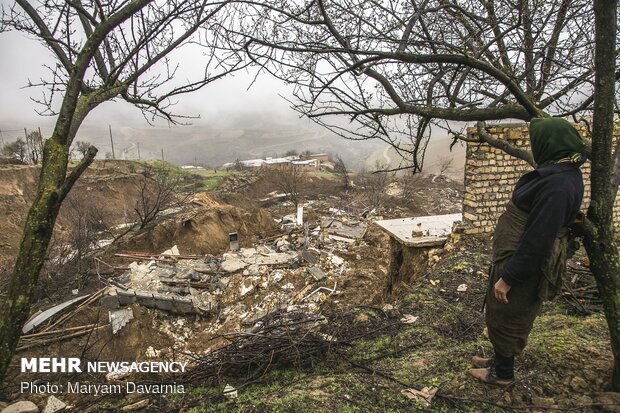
375,214,463,293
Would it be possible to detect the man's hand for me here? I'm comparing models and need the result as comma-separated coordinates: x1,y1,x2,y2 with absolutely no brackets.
494,278,511,304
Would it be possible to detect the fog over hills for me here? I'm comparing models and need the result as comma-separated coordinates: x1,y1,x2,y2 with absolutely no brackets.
0,29,463,174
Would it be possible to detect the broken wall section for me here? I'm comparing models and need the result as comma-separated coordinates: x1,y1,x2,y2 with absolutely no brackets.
462,122,620,234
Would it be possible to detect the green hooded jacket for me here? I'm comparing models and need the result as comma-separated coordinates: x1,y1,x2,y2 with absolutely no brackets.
529,118,587,167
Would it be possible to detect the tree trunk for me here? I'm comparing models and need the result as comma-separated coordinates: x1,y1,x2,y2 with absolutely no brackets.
583,0,620,391
0,133,95,381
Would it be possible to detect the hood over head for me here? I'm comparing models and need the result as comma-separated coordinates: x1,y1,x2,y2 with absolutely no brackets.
529,117,586,167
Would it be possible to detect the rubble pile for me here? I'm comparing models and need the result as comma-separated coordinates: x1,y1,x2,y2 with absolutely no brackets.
98,204,373,356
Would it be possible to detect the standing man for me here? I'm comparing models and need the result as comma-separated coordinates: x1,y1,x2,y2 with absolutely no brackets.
469,117,587,385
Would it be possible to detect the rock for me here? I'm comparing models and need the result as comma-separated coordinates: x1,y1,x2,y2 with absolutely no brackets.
531,397,555,409
252,252,298,266
330,255,344,266
246,264,261,277
569,376,588,392
121,399,149,411
271,271,284,283
354,313,370,323
220,257,248,273
301,248,320,264
1,401,39,413
239,248,257,258
109,307,134,335
176,269,200,281
42,396,65,413
594,392,620,413
307,266,327,281
0,403,7,411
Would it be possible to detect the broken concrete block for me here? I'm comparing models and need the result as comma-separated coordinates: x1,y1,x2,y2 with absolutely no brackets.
239,248,257,258
99,288,120,310
330,255,345,266
307,266,327,281
42,396,65,413
1,401,39,413
252,252,298,266
246,264,261,276
162,245,180,256
176,269,200,280
240,277,258,296
109,307,134,335
301,248,320,264
221,257,248,273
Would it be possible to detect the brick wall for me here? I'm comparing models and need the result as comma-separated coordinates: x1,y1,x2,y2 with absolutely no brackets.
462,122,620,234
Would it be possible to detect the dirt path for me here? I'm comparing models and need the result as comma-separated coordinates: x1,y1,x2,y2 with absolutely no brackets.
382,146,392,165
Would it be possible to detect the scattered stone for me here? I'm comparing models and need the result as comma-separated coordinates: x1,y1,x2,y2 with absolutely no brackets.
354,313,370,323
271,271,284,283
42,396,65,413
121,399,149,411
1,401,39,413
176,269,200,280
106,369,131,382
161,245,180,256
307,266,327,281
109,307,134,335
400,314,419,324
239,248,257,258
223,384,238,399
281,283,295,291
569,376,588,392
331,255,344,266
252,252,298,266
221,257,248,273
301,248,320,264
594,392,620,413
246,264,261,276
531,397,555,409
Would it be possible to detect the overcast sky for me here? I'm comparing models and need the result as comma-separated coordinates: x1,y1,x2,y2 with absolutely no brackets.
0,7,308,138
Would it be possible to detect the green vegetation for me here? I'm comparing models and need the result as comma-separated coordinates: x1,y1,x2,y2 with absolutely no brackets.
193,169,233,191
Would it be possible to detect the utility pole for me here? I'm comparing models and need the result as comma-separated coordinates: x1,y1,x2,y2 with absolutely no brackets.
161,148,164,161
109,125,115,159
137,142,141,161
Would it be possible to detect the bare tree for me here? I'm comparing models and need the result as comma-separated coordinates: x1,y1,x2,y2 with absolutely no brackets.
1,138,27,162
235,0,604,171
232,0,620,388
134,165,187,229
437,155,454,177
24,129,43,164
358,161,393,210
74,141,92,159
264,164,307,208
333,155,351,189
0,0,243,380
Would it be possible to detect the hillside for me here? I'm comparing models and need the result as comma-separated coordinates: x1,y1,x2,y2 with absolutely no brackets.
0,164,616,413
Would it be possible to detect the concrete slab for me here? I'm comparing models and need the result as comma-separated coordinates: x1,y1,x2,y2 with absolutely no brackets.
375,213,462,247
109,307,134,334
